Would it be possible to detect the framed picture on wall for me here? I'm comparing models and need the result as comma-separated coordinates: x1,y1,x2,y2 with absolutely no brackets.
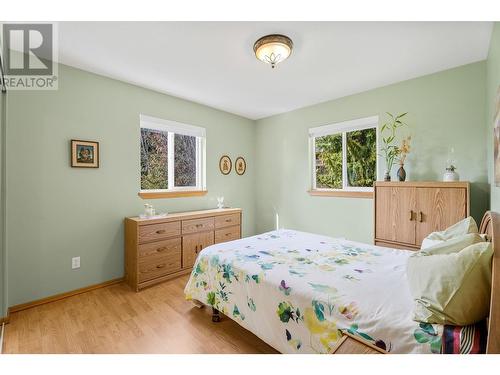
219,155,232,175
71,140,99,168
235,156,246,175
495,86,500,186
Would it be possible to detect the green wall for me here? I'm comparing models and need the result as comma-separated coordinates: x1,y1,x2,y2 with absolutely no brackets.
487,23,500,211
6,63,256,306
0,90,6,317
255,62,488,242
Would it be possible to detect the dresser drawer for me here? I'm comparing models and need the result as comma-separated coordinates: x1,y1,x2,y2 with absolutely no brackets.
215,225,241,244
138,254,181,282
139,221,181,244
215,213,241,229
138,237,181,260
182,217,214,234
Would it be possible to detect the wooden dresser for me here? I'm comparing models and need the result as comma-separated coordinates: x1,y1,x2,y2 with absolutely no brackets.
374,181,470,250
125,208,242,291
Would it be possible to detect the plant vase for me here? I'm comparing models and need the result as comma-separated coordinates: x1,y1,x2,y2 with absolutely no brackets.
397,163,406,181
443,166,459,182
384,170,391,182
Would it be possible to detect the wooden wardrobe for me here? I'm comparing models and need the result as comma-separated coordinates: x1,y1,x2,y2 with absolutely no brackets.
374,181,470,250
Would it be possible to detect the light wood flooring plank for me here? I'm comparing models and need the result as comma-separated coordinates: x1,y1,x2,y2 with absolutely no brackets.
3,275,278,354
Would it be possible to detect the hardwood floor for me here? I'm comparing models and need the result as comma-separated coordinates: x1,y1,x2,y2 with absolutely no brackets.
3,275,277,354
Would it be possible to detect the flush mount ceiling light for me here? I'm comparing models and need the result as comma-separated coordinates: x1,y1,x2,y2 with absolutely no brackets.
253,34,293,69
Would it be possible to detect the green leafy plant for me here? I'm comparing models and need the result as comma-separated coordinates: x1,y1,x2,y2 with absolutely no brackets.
379,112,408,177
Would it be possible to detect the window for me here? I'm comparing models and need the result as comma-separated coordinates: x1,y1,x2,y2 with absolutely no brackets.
140,114,206,197
309,116,378,195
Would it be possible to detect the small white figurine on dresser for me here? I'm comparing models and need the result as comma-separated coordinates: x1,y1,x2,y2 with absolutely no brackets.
140,204,168,219
217,196,224,209
144,203,155,217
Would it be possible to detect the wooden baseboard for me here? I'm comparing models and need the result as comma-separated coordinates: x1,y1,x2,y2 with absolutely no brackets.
8,277,124,314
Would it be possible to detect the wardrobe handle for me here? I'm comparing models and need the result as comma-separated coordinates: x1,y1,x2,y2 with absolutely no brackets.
195,245,198,253
419,211,423,223
409,210,413,221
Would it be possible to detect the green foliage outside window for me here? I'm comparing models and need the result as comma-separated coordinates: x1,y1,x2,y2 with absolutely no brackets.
315,128,377,189
346,128,377,187
140,129,198,190
140,128,168,190
174,134,197,187
315,134,343,189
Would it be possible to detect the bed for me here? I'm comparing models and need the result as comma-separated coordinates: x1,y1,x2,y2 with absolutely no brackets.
184,211,500,354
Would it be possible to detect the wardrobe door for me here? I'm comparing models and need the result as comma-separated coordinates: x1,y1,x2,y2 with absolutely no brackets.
415,187,467,246
375,186,417,245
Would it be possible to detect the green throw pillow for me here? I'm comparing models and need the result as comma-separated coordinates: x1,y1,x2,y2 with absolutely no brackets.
419,233,484,256
407,241,493,326
421,216,479,249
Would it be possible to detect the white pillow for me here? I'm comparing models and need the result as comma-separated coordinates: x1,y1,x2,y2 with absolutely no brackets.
421,238,443,249
420,217,479,249
419,233,484,255
407,241,493,325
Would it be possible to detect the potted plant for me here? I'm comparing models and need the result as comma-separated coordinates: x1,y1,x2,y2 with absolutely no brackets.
380,112,408,181
397,136,411,181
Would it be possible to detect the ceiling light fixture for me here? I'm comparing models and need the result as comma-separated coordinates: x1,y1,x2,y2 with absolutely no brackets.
253,34,293,69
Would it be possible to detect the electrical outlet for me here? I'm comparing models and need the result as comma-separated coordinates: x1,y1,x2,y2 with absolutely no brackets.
72,256,80,269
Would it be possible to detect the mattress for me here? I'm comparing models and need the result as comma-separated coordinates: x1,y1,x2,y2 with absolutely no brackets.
184,229,446,353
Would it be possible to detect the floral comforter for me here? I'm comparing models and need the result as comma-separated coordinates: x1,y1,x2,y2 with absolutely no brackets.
184,229,443,354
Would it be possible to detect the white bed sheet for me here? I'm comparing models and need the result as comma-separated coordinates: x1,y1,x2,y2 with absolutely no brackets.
184,229,443,353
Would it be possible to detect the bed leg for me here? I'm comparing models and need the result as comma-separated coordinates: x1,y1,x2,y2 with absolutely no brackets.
192,299,205,309
212,307,221,323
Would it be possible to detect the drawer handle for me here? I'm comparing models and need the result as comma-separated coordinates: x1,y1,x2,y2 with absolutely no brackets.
156,247,167,252
156,264,166,269
225,233,230,236
156,230,166,234
195,224,203,228
225,219,231,222
418,211,423,223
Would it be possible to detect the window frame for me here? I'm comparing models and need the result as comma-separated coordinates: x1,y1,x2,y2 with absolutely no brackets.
309,116,379,195
139,114,206,198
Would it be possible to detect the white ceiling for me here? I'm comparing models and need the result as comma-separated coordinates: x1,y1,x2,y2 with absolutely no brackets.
57,22,493,120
